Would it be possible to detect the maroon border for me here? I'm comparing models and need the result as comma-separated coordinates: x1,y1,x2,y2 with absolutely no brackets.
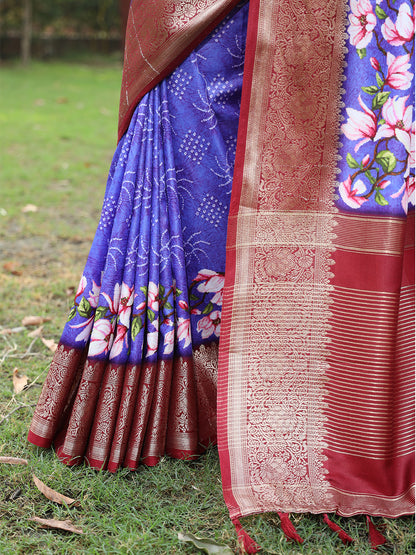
217,0,260,518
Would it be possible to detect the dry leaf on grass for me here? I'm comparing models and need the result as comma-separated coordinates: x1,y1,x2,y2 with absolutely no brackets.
3,261,23,276
27,326,43,338
0,327,27,335
41,338,58,353
13,368,28,394
22,316,51,326
29,517,83,534
33,475,80,507
0,456,28,465
21,204,38,213
178,532,234,554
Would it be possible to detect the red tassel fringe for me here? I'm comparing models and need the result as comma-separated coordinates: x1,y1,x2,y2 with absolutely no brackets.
323,513,354,544
278,512,304,544
232,518,261,554
366,516,387,550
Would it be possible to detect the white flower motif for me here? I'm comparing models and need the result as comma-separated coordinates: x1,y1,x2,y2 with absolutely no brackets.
75,275,87,298
109,324,128,359
163,329,175,355
102,282,121,315
146,330,159,357
177,317,192,348
88,280,100,308
118,283,134,327
89,319,114,356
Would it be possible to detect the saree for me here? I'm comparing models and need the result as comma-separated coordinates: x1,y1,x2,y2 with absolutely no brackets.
29,0,414,540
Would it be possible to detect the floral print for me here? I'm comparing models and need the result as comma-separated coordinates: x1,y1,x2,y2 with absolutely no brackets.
89,319,114,357
197,310,221,339
67,268,225,360
339,0,414,214
341,95,378,151
384,53,413,89
348,0,377,49
55,3,248,371
339,175,369,207
381,3,414,45
375,95,413,151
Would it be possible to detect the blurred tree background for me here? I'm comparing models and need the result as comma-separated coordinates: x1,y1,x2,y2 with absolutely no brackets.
0,0,129,62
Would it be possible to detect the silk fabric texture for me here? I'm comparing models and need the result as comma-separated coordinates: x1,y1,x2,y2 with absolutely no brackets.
29,0,414,520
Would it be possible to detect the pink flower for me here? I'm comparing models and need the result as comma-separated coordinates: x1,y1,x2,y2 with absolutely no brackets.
102,283,121,315
385,53,413,90
196,310,221,339
341,95,377,151
375,95,413,152
404,123,415,177
347,0,377,48
163,329,175,355
178,300,188,310
89,319,114,357
391,176,415,214
177,317,192,348
88,280,100,308
147,282,159,312
75,275,87,298
109,324,128,359
370,57,380,71
378,179,391,189
339,176,368,208
194,269,215,282
146,330,159,357
136,298,146,311
211,290,223,306
361,154,370,167
381,3,414,46
118,283,134,327
195,270,225,293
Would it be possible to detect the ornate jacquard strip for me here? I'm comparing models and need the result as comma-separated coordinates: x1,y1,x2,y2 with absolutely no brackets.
218,0,347,517
28,344,86,447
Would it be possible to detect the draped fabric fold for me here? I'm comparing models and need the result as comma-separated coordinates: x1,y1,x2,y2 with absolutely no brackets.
29,0,414,524
28,1,249,470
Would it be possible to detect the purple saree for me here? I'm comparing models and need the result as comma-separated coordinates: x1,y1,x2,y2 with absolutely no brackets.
29,0,414,549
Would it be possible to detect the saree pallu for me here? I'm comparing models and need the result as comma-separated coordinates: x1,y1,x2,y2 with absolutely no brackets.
218,0,415,520
29,0,414,525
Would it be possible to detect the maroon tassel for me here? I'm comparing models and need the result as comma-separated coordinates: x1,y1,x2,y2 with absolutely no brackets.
277,512,304,544
323,513,354,545
232,518,261,554
366,516,387,550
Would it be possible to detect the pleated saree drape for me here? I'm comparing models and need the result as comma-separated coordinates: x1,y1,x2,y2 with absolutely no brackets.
28,1,249,469
29,0,414,526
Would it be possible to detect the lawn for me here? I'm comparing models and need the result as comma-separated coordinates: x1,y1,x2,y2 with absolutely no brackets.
0,60,414,554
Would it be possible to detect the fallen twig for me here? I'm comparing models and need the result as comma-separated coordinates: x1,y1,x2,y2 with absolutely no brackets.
0,403,36,426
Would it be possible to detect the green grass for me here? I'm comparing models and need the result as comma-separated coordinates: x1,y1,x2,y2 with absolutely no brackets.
0,60,414,554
